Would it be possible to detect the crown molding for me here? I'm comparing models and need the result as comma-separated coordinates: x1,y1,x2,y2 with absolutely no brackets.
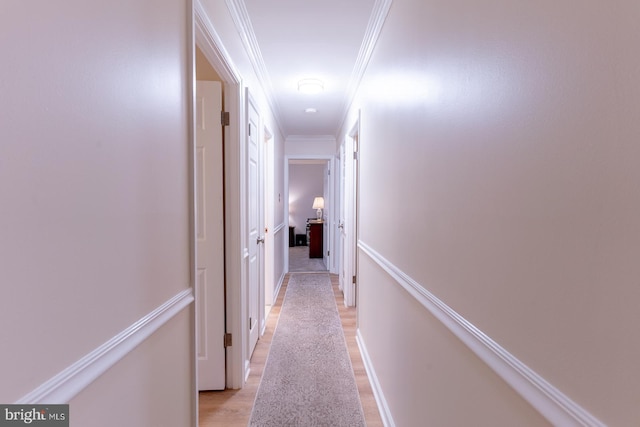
224,0,391,139
338,0,393,134
195,0,242,85
225,0,285,137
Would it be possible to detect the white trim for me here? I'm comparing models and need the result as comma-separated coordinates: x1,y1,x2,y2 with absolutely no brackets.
356,330,395,427
273,222,285,235
224,0,285,137
273,270,286,305
244,359,251,382
338,0,393,133
224,0,267,85
264,125,276,311
224,0,390,138
188,3,198,423
342,114,360,307
194,1,241,85
358,241,606,427
245,89,262,382
16,289,194,404
194,0,246,390
284,154,336,275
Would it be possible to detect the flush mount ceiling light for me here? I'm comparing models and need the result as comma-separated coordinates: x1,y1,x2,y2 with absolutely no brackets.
305,108,317,113
297,78,324,95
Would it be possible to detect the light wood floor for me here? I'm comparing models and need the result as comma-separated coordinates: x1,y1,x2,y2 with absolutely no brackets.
199,273,384,426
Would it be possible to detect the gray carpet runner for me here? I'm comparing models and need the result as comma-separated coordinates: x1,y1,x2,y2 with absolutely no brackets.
289,245,327,272
249,273,365,427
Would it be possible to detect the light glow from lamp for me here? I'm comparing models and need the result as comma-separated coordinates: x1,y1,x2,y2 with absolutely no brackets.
312,196,324,220
298,79,324,94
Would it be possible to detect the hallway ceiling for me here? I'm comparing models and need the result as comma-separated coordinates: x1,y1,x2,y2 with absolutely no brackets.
241,0,377,137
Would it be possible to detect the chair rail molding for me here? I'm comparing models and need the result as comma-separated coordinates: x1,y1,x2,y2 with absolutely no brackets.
16,289,194,404
358,241,605,427
273,222,285,235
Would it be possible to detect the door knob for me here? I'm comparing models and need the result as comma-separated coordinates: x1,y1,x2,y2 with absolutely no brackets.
257,236,265,244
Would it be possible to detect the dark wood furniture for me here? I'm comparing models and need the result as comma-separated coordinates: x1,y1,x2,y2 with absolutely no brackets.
289,226,295,247
308,220,323,258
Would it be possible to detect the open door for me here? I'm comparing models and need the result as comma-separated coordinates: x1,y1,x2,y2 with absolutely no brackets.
247,92,263,358
196,81,226,390
340,117,359,307
338,144,347,292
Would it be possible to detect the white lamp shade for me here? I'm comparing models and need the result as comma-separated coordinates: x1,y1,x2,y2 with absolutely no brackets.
312,197,324,210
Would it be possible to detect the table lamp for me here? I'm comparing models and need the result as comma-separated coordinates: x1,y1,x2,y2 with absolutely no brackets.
312,196,324,220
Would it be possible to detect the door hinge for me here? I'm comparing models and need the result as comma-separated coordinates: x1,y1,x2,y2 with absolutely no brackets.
249,317,252,329
223,333,232,348
353,151,358,160
248,123,252,136
327,250,330,256
352,275,357,284
221,111,230,126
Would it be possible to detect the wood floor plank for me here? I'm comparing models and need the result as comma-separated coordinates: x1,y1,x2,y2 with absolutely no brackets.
198,273,384,426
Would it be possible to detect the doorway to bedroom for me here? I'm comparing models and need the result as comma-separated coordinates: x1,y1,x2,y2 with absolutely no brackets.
287,159,329,272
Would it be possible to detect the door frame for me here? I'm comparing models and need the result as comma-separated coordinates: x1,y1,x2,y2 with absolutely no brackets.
341,113,360,308
194,0,248,392
284,155,336,274
245,89,264,365
263,125,275,321
194,80,225,391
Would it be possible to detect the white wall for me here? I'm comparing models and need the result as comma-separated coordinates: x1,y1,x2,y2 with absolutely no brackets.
0,0,193,424
342,0,640,425
285,136,337,157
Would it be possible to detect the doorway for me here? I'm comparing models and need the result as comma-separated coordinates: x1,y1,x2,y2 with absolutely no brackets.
194,4,247,391
339,116,359,308
286,157,334,273
194,75,225,391
246,92,264,359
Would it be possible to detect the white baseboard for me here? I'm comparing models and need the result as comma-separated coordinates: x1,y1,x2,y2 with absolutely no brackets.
244,360,251,382
358,241,605,427
356,331,396,427
274,271,285,302
16,289,194,404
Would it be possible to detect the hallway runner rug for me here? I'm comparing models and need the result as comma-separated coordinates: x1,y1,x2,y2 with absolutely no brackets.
249,273,365,427
289,245,327,272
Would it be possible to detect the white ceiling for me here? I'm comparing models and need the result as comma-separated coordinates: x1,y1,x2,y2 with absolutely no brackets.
241,0,377,138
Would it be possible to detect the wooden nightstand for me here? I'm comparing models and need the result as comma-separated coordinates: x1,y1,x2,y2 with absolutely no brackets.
308,221,323,258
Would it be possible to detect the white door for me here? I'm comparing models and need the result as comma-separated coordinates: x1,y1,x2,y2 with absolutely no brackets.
196,81,226,390
247,94,263,357
323,162,330,270
341,126,359,307
339,144,347,293
351,133,359,307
